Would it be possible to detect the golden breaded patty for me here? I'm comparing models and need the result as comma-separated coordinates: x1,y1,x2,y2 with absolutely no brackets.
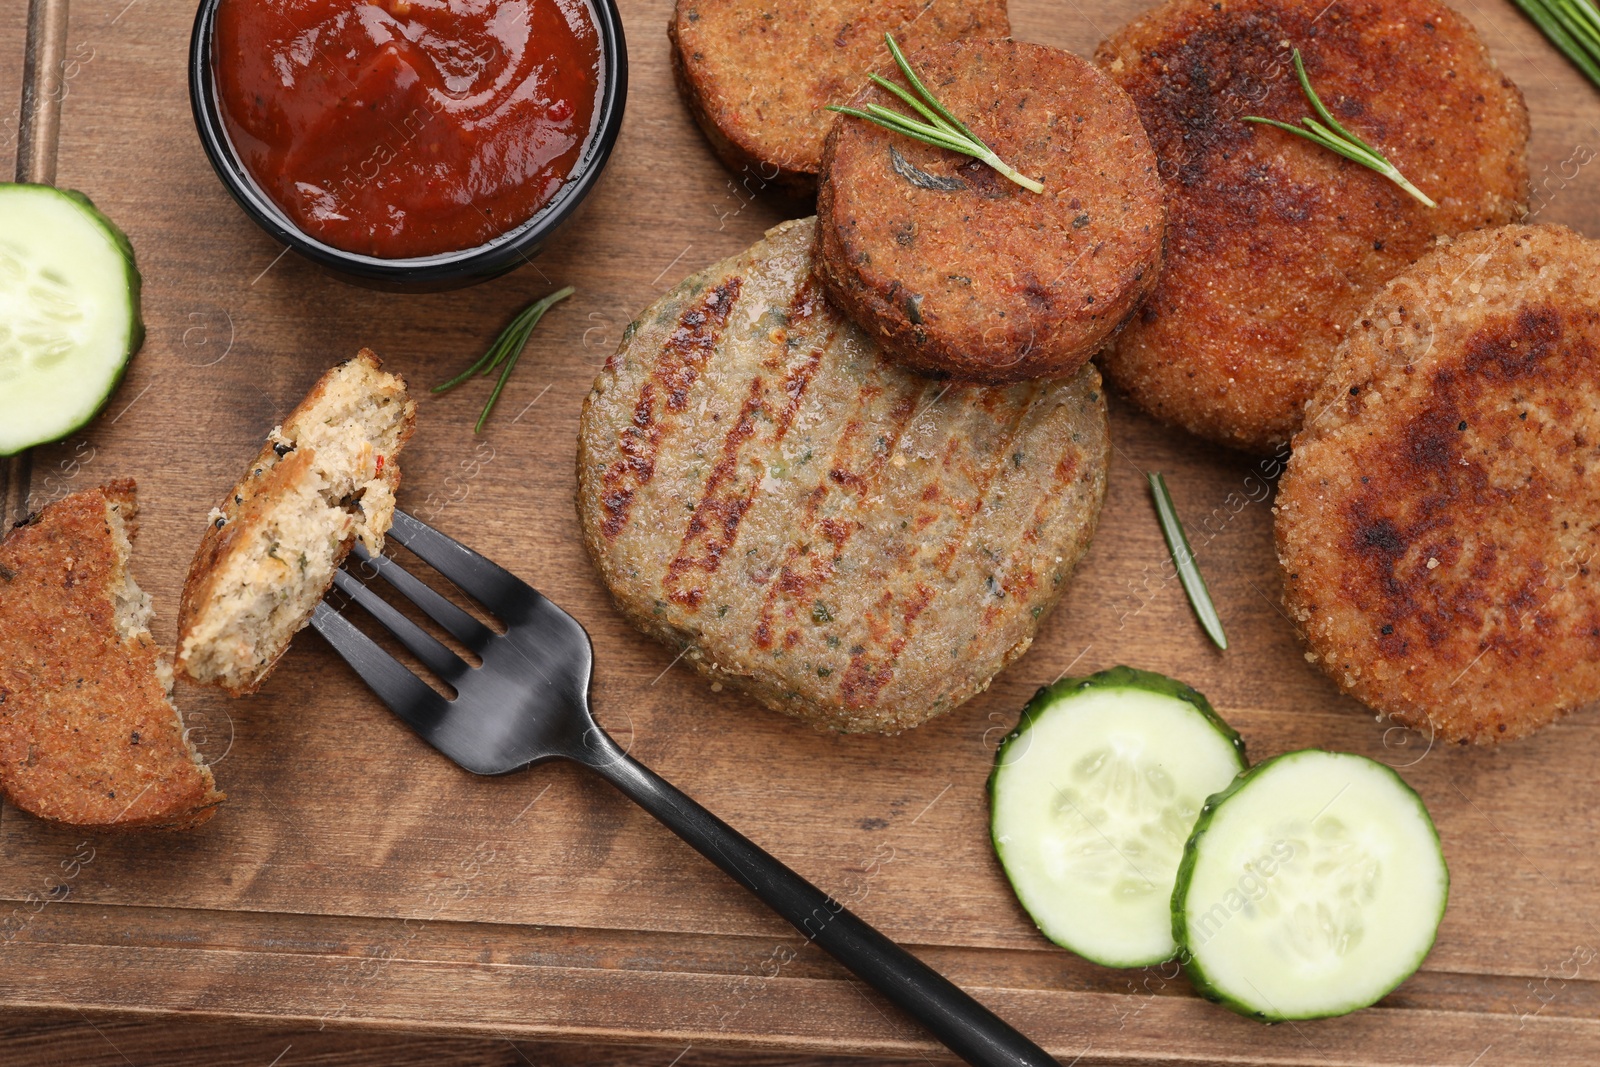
670,0,1008,195
0,481,224,830
177,350,415,695
1277,224,1600,744
1096,0,1529,453
578,218,1109,733
817,38,1165,383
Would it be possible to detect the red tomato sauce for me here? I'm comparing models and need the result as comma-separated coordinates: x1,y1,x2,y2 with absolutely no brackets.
213,0,602,259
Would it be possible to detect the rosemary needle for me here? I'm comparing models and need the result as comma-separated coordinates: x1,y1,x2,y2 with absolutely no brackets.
1243,49,1436,209
1148,471,1229,651
434,286,574,433
1509,0,1600,91
827,33,1044,193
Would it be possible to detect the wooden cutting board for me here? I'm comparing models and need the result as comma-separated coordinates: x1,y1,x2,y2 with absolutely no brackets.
2,0,1599,1062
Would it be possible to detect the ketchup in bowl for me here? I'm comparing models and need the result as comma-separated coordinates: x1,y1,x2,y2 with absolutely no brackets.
213,0,603,260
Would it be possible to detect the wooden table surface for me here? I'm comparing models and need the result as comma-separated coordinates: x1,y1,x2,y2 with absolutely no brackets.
3,0,1600,1064
0,1007,936,1067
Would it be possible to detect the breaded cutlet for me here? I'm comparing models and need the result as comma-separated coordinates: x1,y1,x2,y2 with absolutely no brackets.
1277,224,1600,744
0,481,224,830
1096,0,1529,453
670,0,1008,195
817,38,1165,383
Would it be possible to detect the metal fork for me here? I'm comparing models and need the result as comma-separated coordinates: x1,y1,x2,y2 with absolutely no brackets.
308,509,1058,1067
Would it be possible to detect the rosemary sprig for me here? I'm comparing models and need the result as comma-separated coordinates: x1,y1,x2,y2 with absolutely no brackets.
1510,0,1600,90
827,33,1044,193
434,286,574,433
1148,472,1228,651
1243,49,1436,209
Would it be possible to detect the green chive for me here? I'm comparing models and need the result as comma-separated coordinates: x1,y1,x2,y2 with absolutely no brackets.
434,286,574,432
1509,0,1600,90
1243,49,1436,209
1148,471,1228,651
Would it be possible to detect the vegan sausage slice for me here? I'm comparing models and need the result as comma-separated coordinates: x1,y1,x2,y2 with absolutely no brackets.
817,38,1165,383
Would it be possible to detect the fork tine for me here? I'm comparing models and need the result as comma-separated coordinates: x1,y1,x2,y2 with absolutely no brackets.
385,510,537,619
310,602,451,733
331,568,471,685
351,541,498,653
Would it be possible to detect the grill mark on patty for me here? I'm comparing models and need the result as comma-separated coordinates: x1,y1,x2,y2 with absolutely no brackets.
983,392,1085,627
663,282,832,607
837,384,1043,706
839,583,935,708
598,278,742,539
665,377,762,608
1012,439,1084,589
752,371,926,654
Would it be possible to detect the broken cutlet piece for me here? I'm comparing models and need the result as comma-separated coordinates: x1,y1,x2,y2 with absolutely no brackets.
0,480,224,830
176,349,416,695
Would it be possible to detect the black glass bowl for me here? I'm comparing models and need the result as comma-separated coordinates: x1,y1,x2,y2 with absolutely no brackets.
188,0,627,291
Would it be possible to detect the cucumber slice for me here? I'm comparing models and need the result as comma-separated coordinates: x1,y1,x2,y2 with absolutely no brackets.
989,666,1248,968
0,184,143,456
1173,750,1448,1021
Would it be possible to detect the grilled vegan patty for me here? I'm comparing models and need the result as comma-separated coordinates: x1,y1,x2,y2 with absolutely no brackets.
818,38,1165,383
670,0,1008,195
578,218,1109,733
1096,0,1529,453
1277,225,1600,744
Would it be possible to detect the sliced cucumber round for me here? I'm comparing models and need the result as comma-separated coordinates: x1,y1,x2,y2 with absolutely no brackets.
1173,750,1448,1021
989,666,1248,968
0,184,143,456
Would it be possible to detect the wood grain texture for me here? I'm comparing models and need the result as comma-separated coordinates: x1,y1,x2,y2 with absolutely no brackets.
0,1009,945,1067
0,0,41,526
1,0,34,182
1,0,1599,1062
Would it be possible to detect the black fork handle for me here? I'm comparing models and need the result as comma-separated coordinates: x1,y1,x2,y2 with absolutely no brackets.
574,731,1059,1067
